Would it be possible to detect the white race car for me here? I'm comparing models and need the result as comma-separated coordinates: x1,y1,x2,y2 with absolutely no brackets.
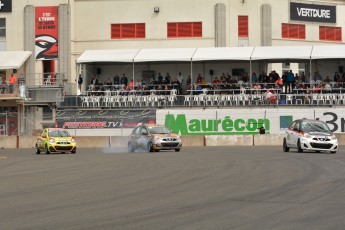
283,119,338,154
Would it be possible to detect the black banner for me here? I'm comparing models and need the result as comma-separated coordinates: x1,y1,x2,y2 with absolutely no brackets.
0,0,12,13
290,2,336,23
55,109,156,129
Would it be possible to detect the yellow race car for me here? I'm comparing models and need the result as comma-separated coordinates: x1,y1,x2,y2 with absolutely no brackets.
35,128,77,154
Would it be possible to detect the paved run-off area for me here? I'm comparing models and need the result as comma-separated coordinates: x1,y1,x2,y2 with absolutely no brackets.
1,146,345,230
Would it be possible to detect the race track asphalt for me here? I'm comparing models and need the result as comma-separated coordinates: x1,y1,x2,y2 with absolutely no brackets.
1,146,345,230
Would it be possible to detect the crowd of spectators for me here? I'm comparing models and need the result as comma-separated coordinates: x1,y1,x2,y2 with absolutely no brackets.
85,69,345,97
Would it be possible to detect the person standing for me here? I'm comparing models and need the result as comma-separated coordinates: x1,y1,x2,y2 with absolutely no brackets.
9,73,17,94
120,74,128,86
177,72,184,94
78,74,83,91
286,70,295,94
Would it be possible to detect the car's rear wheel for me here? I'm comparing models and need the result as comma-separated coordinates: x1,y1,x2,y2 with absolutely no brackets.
175,148,181,152
297,139,303,153
45,145,51,154
35,145,41,154
128,142,135,152
283,139,289,152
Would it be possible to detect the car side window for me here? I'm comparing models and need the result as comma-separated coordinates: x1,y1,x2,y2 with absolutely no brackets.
133,127,140,135
141,127,148,135
294,122,301,131
289,121,296,130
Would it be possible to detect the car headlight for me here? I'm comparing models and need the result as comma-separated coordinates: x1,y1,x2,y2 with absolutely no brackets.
303,133,311,138
331,134,337,140
49,138,56,143
71,138,76,143
153,136,160,141
176,135,181,140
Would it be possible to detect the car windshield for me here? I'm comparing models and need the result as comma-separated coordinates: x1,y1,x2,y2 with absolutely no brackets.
48,130,71,137
148,126,171,134
301,121,331,133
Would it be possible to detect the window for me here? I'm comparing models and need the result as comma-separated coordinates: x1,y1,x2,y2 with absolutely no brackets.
167,22,202,38
319,26,341,42
282,23,305,39
111,23,145,39
238,16,248,37
0,18,5,50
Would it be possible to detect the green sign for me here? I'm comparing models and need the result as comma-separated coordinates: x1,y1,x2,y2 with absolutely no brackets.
165,114,270,135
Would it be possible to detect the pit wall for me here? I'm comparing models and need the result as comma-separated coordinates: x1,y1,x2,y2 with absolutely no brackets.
2,134,345,149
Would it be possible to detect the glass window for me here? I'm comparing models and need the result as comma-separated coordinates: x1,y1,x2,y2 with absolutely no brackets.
0,18,5,39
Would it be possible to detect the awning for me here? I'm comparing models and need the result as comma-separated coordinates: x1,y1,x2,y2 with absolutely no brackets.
192,47,254,61
311,45,345,60
0,51,32,70
134,48,197,62
251,46,313,62
76,49,140,63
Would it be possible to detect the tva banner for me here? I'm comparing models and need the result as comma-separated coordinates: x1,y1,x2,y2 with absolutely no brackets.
35,6,58,60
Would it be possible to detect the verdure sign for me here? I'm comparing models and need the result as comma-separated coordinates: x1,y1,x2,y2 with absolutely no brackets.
290,2,336,23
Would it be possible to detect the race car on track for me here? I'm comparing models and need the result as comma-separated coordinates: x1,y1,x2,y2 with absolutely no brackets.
35,128,77,154
128,124,182,152
283,119,338,154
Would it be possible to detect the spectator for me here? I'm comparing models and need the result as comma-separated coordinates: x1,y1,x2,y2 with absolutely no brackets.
196,74,203,84
78,74,83,91
120,74,128,86
157,73,163,84
251,72,258,83
9,73,17,94
258,126,266,134
286,70,295,93
165,73,171,84
113,74,120,85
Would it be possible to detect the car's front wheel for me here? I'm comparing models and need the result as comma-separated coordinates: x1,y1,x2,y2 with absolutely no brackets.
35,145,41,154
128,142,135,152
146,142,153,152
175,148,181,152
297,139,303,153
283,139,289,152
330,151,337,154
45,145,51,154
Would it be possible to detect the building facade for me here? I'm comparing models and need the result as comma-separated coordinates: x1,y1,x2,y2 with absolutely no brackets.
0,0,344,135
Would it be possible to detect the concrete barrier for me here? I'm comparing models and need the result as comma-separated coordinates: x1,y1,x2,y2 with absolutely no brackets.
0,134,344,149
75,136,110,148
254,134,285,146
0,136,17,149
181,136,204,146
205,135,253,146
110,136,128,147
335,134,345,145
19,136,38,148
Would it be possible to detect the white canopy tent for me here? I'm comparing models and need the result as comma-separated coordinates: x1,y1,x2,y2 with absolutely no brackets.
192,47,254,61
76,45,345,88
250,46,313,62
311,45,345,60
0,51,32,70
76,49,140,63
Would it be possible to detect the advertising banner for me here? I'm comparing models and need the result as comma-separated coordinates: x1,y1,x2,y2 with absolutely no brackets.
290,2,336,23
157,108,345,135
56,109,156,129
35,6,58,60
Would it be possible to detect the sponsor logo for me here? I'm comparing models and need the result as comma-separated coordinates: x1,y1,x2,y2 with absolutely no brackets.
164,114,270,135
